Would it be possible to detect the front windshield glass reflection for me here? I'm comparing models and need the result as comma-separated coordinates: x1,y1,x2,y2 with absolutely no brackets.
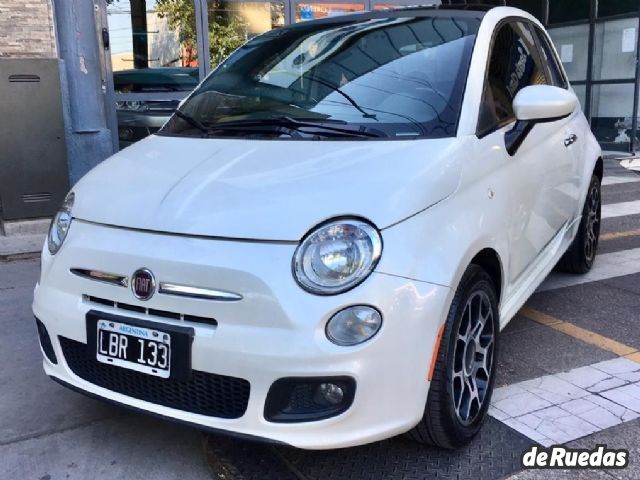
161,13,481,140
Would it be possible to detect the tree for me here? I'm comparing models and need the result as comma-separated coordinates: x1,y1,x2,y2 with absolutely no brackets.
155,0,247,68
107,0,249,68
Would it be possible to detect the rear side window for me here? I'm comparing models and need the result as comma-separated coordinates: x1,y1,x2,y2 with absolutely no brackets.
477,21,548,136
532,26,569,89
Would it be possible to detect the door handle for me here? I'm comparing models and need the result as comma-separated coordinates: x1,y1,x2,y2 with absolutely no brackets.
564,134,578,147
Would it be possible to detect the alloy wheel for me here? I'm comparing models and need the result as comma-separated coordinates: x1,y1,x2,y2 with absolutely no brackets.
451,290,495,426
584,183,601,263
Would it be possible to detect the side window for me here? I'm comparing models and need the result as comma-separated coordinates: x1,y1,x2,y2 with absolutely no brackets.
477,21,548,136
532,26,569,89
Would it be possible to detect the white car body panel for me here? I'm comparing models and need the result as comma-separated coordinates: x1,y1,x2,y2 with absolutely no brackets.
72,135,461,241
33,6,602,449
34,220,452,449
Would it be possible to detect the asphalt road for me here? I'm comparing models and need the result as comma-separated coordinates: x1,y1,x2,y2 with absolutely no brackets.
1,158,638,480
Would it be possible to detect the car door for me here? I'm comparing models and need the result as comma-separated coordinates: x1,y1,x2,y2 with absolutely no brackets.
531,24,585,220
475,20,576,286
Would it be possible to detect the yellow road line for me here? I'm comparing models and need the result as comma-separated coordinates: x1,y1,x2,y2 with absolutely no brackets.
625,352,640,363
520,307,639,361
600,229,640,241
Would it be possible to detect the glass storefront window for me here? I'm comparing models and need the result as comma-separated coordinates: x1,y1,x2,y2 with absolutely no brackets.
295,2,365,22
107,0,200,148
107,0,199,87
598,0,640,18
372,0,432,10
593,18,639,80
208,1,285,67
591,83,635,150
572,84,586,110
548,0,590,24
506,0,546,23
547,24,589,81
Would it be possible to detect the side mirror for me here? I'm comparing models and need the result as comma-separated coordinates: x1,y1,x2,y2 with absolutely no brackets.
505,85,578,156
513,85,578,122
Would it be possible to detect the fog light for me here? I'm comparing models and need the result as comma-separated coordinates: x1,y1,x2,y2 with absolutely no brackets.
326,306,382,346
264,377,356,423
318,382,344,405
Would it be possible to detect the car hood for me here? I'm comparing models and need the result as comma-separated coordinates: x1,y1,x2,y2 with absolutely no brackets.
72,135,462,241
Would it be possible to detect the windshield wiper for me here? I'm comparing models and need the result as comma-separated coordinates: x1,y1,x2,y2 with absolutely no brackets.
299,74,378,120
174,110,210,134
206,116,386,138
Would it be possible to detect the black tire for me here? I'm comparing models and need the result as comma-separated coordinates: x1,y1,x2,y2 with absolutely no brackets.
408,265,499,449
556,175,601,274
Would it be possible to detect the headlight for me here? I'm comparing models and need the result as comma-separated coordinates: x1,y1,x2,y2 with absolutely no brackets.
115,100,149,112
293,218,382,295
48,192,74,255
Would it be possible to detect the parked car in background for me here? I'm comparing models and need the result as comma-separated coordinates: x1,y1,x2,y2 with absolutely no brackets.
114,67,198,148
35,5,602,450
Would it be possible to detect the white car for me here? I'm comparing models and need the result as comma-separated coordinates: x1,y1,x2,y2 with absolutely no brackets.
34,5,602,450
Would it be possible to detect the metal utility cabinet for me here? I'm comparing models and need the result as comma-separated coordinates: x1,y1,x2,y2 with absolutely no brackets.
0,58,69,220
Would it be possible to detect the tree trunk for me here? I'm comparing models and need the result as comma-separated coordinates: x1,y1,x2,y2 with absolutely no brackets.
130,0,148,69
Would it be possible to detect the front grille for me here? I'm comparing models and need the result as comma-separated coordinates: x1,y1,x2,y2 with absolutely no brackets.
59,337,250,419
83,295,217,326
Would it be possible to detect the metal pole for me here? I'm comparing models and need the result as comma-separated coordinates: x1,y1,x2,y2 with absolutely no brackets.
94,0,120,153
583,0,596,123
52,0,115,185
197,0,211,78
630,13,640,154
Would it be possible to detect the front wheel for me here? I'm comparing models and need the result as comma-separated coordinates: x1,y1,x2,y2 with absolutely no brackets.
408,265,499,449
557,174,601,274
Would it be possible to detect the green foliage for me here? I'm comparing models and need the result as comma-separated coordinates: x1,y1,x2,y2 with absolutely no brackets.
154,0,247,68
106,0,249,67
208,15,247,67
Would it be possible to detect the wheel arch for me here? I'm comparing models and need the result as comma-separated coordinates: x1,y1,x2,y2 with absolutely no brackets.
594,156,603,181
469,248,503,303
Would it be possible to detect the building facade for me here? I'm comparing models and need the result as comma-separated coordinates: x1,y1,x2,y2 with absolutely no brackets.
1,0,640,221
0,0,57,58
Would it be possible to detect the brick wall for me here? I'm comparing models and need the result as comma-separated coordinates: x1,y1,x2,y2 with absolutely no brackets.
0,0,57,58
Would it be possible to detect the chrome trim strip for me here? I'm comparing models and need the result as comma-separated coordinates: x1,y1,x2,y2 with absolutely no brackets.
158,283,243,302
70,268,128,287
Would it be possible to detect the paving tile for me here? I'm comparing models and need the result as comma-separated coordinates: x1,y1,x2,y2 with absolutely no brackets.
501,417,555,447
491,390,553,418
557,365,627,393
518,375,589,404
560,396,639,430
488,406,510,421
601,383,640,414
516,406,600,445
491,384,528,403
592,358,640,383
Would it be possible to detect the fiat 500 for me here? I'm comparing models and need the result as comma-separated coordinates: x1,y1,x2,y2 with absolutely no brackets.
34,5,602,449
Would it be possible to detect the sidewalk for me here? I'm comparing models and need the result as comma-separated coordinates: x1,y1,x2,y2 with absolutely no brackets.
0,218,47,260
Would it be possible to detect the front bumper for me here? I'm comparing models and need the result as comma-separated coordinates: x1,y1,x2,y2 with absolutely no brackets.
33,220,451,449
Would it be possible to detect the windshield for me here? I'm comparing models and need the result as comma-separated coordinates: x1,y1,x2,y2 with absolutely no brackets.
160,12,480,140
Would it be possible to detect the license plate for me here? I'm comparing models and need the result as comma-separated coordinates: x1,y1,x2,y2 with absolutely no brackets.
96,320,171,378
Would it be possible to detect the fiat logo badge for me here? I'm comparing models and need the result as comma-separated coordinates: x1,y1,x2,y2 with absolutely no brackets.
131,268,156,301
